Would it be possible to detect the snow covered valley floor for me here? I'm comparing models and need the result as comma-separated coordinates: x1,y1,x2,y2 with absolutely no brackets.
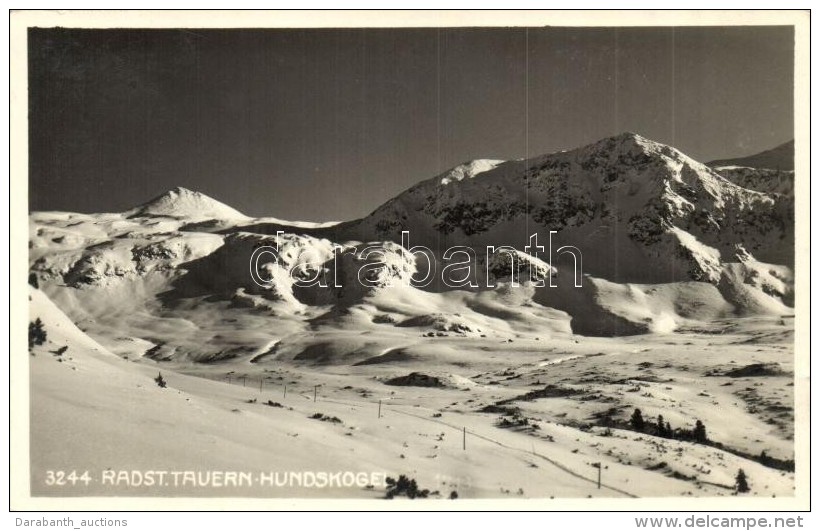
29,287,795,499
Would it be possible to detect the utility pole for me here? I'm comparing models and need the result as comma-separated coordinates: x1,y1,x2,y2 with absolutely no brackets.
592,462,601,489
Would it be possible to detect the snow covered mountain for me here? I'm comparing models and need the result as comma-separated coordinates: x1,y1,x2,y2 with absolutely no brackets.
29,133,795,353
128,186,249,220
315,132,793,283
708,140,794,171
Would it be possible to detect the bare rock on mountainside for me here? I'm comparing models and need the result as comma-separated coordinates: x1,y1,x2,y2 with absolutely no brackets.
384,372,446,388
711,167,794,198
724,363,784,378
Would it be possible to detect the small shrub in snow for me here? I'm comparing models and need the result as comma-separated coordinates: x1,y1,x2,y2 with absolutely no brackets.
385,475,429,499
29,318,47,350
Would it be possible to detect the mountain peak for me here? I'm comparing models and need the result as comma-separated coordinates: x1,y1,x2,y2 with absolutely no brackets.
561,132,683,170
130,186,248,220
611,131,647,142
589,131,659,152
167,186,196,195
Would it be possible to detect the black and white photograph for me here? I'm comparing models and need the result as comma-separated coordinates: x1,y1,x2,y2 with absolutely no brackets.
9,10,810,512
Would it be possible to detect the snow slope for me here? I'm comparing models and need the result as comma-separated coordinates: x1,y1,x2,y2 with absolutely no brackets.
29,288,794,499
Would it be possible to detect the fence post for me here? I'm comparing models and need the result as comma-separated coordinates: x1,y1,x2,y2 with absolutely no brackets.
378,400,382,418
463,427,466,450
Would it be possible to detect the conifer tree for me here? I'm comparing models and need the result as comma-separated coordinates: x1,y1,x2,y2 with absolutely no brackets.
657,414,666,437
630,408,645,432
735,469,750,493
693,420,707,443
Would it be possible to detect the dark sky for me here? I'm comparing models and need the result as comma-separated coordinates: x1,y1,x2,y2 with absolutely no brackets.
28,26,794,221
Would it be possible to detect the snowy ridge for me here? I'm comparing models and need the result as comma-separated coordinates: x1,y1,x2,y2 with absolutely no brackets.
707,140,794,171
